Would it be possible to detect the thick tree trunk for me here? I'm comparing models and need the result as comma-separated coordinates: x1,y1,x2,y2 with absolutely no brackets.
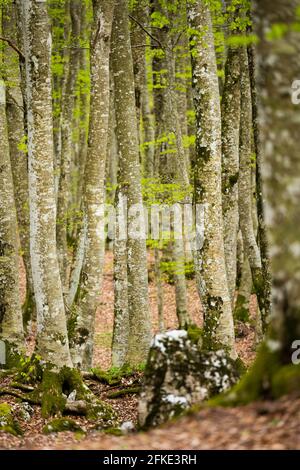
216,0,300,404
70,0,115,369
187,0,236,358
22,0,72,367
111,0,151,367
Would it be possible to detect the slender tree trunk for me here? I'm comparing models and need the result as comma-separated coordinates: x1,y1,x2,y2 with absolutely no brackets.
70,0,115,369
0,78,24,349
247,39,272,332
221,40,240,306
187,0,236,358
234,254,252,323
3,2,35,329
111,0,151,366
74,1,90,214
238,46,265,329
57,0,82,289
22,0,72,367
141,54,155,179
112,191,129,367
52,1,71,199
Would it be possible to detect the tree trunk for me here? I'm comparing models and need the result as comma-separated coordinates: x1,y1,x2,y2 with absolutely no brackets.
3,2,35,329
238,45,265,330
22,0,72,367
187,0,236,358
0,78,24,350
216,0,300,404
247,39,272,332
111,0,151,367
56,0,82,289
70,0,115,369
221,37,240,306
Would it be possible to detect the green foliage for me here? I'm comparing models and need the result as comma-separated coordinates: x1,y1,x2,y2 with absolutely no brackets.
266,23,289,41
17,354,44,384
142,177,192,206
17,135,28,155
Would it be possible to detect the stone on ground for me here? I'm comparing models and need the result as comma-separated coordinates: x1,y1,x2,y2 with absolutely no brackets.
138,330,240,428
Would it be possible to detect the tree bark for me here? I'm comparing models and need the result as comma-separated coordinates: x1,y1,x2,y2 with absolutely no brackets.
69,0,115,369
56,0,82,289
111,0,151,367
0,78,24,349
221,38,240,306
3,2,35,329
22,0,72,367
238,45,265,329
187,0,236,358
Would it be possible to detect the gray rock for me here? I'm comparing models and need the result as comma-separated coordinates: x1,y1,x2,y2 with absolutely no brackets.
138,330,240,428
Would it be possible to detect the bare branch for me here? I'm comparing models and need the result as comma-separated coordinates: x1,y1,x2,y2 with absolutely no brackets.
128,15,163,50
0,36,25,62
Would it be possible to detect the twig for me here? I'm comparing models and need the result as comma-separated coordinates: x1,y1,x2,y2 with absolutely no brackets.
132,44,159,48
0,36,25,62
128,15,163,50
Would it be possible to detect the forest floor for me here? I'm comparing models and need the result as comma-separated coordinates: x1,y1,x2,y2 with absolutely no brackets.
1,251,299,450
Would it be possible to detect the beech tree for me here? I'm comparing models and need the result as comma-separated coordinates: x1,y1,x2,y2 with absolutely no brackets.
111,0,151,366
22,0,72,367
187,0,236,358
0,77,24,351
70,0,115,369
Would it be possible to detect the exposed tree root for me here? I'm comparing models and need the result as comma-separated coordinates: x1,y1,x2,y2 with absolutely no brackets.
1,354,118,428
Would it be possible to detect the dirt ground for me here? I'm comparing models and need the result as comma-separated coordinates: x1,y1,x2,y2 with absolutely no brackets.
1,251,297,450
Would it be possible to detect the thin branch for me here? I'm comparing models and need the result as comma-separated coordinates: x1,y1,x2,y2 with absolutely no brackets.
132,44,160,48
128,14,163,50
0,36,25,62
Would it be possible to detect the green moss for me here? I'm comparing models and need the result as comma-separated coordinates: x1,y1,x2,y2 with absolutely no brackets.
41,369,67,418
187,323,202,344
271,364,300,398
234,295,250,323
91,367,122,385
91,364,142,385
208,342,280,407
104,427,123,436
0,403,23,436
22,289,35,332
0,403,11,416
86,400,116,424
42,418,84,434
41,366,90,418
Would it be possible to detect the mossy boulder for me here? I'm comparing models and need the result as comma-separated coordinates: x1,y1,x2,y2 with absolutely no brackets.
42,418,84,435
138,330,241,428
0,403,23,436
